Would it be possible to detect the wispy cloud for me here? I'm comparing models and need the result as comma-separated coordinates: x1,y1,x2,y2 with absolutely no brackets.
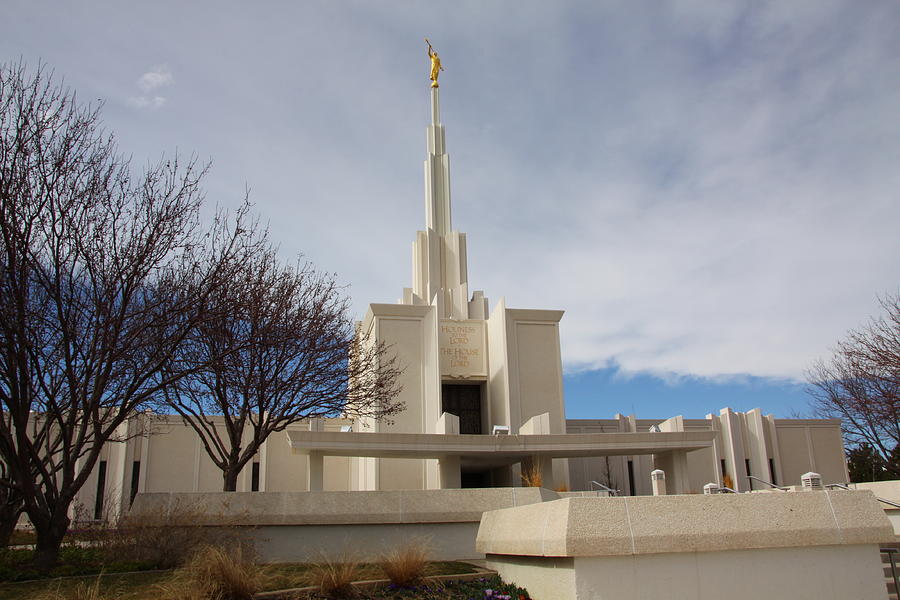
136,64,173,92
126,95,166,109
7,2,897,388
128,65,173,109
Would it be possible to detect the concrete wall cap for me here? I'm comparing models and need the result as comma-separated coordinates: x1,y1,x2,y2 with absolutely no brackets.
128,487,556,526
476,490,894,558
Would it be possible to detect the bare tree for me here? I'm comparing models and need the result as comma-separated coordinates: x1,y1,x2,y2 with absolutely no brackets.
807,293,900,478
0,461,23,546
0,62,249,567
162,238,403,492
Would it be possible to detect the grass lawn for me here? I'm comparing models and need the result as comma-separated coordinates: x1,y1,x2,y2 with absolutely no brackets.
0,561,477,600
0,570,171,600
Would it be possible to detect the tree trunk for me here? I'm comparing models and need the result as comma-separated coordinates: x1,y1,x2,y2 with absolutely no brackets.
223,467,239,492
32,511,70,569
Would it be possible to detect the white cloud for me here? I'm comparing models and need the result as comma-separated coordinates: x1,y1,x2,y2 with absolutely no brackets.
126,95,167,109
136,64,174,92
127,65,173,110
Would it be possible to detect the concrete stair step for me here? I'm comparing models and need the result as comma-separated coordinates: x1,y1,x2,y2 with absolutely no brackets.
882,547,900,599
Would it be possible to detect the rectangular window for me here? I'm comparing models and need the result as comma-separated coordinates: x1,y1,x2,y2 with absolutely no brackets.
720,458,727,477
251,462,260,492
94,460,107,520
130,461,141,506
769,458,778,486
745,458,752,490
627,460,636,496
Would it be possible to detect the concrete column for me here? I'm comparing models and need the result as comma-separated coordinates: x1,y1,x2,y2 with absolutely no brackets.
669,451,690,494
706,412,725,487
138,430,150,494
307,452,324,492
746,409,769,485
107,423,129,520
192,434,201,492
552,458,571,491
438,455,461,489
719,408,748,492
651,469,666,496
258,438,268,492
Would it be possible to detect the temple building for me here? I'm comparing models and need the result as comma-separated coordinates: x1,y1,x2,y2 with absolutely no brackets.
76,77,848,522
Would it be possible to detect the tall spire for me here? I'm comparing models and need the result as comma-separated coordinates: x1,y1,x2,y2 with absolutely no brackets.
424,86,451,235
402,45,487,321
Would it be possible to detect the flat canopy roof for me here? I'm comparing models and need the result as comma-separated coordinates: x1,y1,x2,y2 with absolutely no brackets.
287,430,716,462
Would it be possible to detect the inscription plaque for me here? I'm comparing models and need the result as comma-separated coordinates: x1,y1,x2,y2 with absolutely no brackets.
439,319,487,378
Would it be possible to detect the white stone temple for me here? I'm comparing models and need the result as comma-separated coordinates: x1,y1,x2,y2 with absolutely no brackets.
340,85,572,491
75,79,849,522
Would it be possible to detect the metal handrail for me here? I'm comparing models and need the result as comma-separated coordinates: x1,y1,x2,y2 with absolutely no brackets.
882,547,900,596
746,475,788,491
590,481,620,496
826,483,900,509
826,483,852,490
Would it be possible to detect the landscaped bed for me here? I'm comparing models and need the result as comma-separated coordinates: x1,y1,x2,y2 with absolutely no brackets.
0,558,487,599
294,575,530,600
0,524,532,600
1,573,529,600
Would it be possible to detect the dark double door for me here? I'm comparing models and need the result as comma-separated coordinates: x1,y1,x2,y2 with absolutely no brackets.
441,384,482,434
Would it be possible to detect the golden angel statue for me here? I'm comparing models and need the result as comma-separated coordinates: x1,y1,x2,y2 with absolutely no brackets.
425,38,444,88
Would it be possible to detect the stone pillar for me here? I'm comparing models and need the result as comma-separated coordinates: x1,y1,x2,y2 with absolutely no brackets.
651,469,666,496
307,452,324,492
438,455,461,489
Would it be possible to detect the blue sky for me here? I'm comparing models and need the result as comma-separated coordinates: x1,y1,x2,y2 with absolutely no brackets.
3,1,898,420
565,368,809,419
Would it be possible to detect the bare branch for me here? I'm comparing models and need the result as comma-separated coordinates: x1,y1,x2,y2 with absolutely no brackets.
0,61,238,567
163,226,403,491
806,292,900,479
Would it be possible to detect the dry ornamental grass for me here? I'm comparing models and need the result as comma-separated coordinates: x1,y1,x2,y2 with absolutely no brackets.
379,540,429,588
520,460,543,488
155,545,268,600
29,576,106,600
309,552,361,599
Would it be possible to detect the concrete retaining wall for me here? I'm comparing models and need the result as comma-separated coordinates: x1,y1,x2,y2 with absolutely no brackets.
246,522,480,562
477,490,895,600
128,487,556,561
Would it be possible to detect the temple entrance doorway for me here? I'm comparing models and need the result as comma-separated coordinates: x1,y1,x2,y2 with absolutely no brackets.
441,383,483,434
461,469,490,488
